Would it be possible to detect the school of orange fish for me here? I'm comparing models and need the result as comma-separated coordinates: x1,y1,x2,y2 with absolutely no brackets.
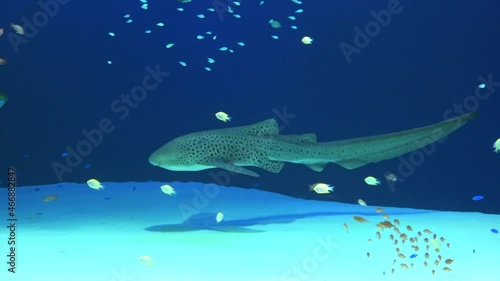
346,211,455,277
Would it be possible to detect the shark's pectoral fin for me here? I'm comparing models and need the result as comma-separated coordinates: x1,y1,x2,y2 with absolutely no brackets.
208,159,260,177
306,162,329,172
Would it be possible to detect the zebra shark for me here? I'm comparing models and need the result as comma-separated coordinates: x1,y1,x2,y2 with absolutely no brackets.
148,112,476,177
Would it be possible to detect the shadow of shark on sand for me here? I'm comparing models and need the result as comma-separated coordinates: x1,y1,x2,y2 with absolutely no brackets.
144,210,432,233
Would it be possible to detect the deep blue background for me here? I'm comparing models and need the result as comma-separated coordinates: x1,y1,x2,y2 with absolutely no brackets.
1,0,499,213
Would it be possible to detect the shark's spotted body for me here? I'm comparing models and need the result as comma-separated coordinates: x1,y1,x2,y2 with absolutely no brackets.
149,112,476,177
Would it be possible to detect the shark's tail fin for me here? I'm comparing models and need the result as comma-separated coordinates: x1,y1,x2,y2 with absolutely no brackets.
324,112,476,169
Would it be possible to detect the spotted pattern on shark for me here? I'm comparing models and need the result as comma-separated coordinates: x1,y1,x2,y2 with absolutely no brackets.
149,113,476,177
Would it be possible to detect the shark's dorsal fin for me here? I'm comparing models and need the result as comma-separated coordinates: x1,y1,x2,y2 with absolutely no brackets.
251,118,279,136
208,118,280,137
279,134,321,172
236,118,279,136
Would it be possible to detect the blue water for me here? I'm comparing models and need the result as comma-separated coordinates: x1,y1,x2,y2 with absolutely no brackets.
0,0,499,214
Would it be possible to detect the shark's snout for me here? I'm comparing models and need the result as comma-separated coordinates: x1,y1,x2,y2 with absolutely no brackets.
148,151,160,166
148,145,179,169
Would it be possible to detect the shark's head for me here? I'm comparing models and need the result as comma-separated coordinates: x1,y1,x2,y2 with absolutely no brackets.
148,134,213,172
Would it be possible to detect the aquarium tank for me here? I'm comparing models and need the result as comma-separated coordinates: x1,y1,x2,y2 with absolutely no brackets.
0,1,499,280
